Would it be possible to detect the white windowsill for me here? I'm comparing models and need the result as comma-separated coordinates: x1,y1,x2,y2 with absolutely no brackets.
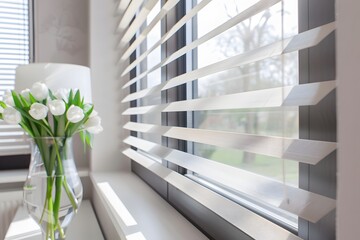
91,171,208,240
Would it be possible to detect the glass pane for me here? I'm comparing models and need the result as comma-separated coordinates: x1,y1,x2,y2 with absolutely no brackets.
194,0,299,200
137,1,162,144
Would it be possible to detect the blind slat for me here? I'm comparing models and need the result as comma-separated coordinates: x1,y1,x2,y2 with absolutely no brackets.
117,0,144,33
116,0,131,15
121,0,211,72
120,0,180,60
124,136,336,222
121,0,281,80
123,148,302,240
122,22,335,103
119,0,158,48
124,122,336,165
122,80,336,115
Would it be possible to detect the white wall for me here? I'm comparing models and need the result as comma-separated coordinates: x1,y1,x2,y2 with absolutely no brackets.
89,0,130,172
34,0,89,66
336,0,360,239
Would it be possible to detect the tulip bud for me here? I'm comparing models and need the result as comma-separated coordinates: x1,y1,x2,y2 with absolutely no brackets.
66,105,84,123
29,103,48,120
84,115,103,134
54,88,70,102
48,99,66,116
3,107,21,124
4,90,15,107
31,82,48,101
20,89,31,102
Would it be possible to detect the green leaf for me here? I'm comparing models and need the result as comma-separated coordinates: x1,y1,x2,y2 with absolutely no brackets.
11,91,23,108
56,115,65,137
0,101,6,108
28,93,37,104
68,90,73,106
20,122,34,137
48,89,56,100
83,104,94,117
79,130,86,145
73,90,81,106
15,107,54,137
19,95,30,108
85,131,93,148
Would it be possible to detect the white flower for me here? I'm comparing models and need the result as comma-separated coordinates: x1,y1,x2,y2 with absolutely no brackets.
31,82,48,101
4,90,14,106
84,115,103,134
48,99,66,116
66,105,84,123
0,106,4,113
29,103,48,120
3,107,21,124
54,88,70,101
20,89,31,102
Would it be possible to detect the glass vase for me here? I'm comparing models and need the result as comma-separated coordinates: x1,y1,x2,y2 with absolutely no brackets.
23,137,83,240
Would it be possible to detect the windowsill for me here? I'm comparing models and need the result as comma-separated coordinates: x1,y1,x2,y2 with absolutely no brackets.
5,200,104,240
91,171,208,240
0,168,90,184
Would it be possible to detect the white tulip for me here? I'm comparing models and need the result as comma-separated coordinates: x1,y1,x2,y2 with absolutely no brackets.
54,88,70,101
4,90,14,107
31,82,48,101
3,107,21,124
29,103,48,120
48,100,66,116
66,105,84,123
20,89,31,102
84,115,103,134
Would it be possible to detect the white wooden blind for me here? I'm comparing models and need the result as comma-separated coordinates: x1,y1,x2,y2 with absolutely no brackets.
118,0,336,239
0,0,30,156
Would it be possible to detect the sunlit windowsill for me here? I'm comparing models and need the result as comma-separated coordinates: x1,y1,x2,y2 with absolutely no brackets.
91,171,207,240
5,200,104,240
0,168,90,184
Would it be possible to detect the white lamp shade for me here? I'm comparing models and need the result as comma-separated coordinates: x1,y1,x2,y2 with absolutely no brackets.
15,63,92,103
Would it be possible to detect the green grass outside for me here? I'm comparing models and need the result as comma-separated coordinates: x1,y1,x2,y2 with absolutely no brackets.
210,148,299,186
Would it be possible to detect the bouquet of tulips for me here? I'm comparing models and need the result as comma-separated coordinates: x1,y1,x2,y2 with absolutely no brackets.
0,82,102,239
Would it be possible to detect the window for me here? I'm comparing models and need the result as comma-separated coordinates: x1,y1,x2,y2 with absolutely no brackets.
120,0,337,239
0,0,31,169
192,0,299,228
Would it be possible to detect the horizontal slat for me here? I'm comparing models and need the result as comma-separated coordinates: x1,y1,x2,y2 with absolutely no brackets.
117,0,143,33
120,0,180,60
123,148,301,240
0,145,30,156
121,0,211,75
123,80,336,115
124,136,336,222
0,13,28,20
119,0,158,48
122,0,281,82
122,22,336,102
116,0,131,14
0,139,29,146
123,122,337,165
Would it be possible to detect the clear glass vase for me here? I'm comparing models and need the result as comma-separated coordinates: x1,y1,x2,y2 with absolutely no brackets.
23,137,83,240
